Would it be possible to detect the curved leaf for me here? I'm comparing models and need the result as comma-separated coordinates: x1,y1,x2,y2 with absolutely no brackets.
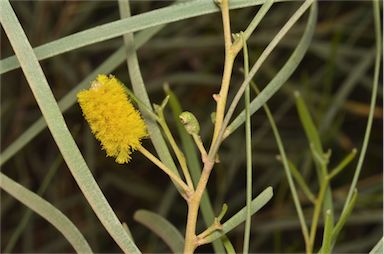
134,210,184,253
0,173,92,253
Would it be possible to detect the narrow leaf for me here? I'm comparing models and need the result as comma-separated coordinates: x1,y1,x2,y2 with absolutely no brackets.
294,91,334,216
294,91,323,155
222,235,236,254
328,149,357,180
5,156,63,253
332,189,358,240
286,159,316,203
320,209,334,254
1,0,278,74
0,173,92,253
134,210,184,253
203,187,273,244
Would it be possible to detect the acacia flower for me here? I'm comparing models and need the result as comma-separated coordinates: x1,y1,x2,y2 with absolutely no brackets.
77,74,147,163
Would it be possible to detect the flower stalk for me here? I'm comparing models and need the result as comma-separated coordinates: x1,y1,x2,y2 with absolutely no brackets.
137,145,191,197
156,105,195,190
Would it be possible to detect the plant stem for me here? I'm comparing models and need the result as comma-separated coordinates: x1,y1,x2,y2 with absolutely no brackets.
197,219,221,240
157,113,194,190
192,134,208,162
184,159,215,254
138,146,191,196
211,0,235,145
184,1,236,252
183,0,278,252
307,177,329,254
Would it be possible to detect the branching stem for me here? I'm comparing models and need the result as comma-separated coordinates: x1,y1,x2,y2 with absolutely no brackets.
183,159,215,253
306,177,329,254
138,146,191,198
157,110,194,190
192,134,208,162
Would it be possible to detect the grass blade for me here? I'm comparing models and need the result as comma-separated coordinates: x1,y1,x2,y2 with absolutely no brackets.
0,0,278,74
0,2,140,252
134,210,184,253
0,173,92,253
203,187,273,244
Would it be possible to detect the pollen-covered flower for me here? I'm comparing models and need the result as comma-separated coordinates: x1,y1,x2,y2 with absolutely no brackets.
77,74,147,163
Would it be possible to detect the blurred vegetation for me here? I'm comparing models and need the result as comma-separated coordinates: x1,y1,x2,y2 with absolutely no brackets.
1,0,382,253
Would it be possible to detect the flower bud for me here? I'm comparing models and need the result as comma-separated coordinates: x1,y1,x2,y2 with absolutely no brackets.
179,111,200,135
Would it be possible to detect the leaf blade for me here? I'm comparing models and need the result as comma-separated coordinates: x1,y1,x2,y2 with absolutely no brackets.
0,173,92,253
1,0,277,74
134,210,184,253
203,187,273,244
369,237,383,254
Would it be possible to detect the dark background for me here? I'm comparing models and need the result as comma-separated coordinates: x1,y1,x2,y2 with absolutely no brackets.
1,1,382,253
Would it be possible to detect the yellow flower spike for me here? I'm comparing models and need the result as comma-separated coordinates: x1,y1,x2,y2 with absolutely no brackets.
77,74,147,163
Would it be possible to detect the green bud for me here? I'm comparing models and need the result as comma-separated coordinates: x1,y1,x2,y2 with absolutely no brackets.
211,112,216,124
179,111,200,135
